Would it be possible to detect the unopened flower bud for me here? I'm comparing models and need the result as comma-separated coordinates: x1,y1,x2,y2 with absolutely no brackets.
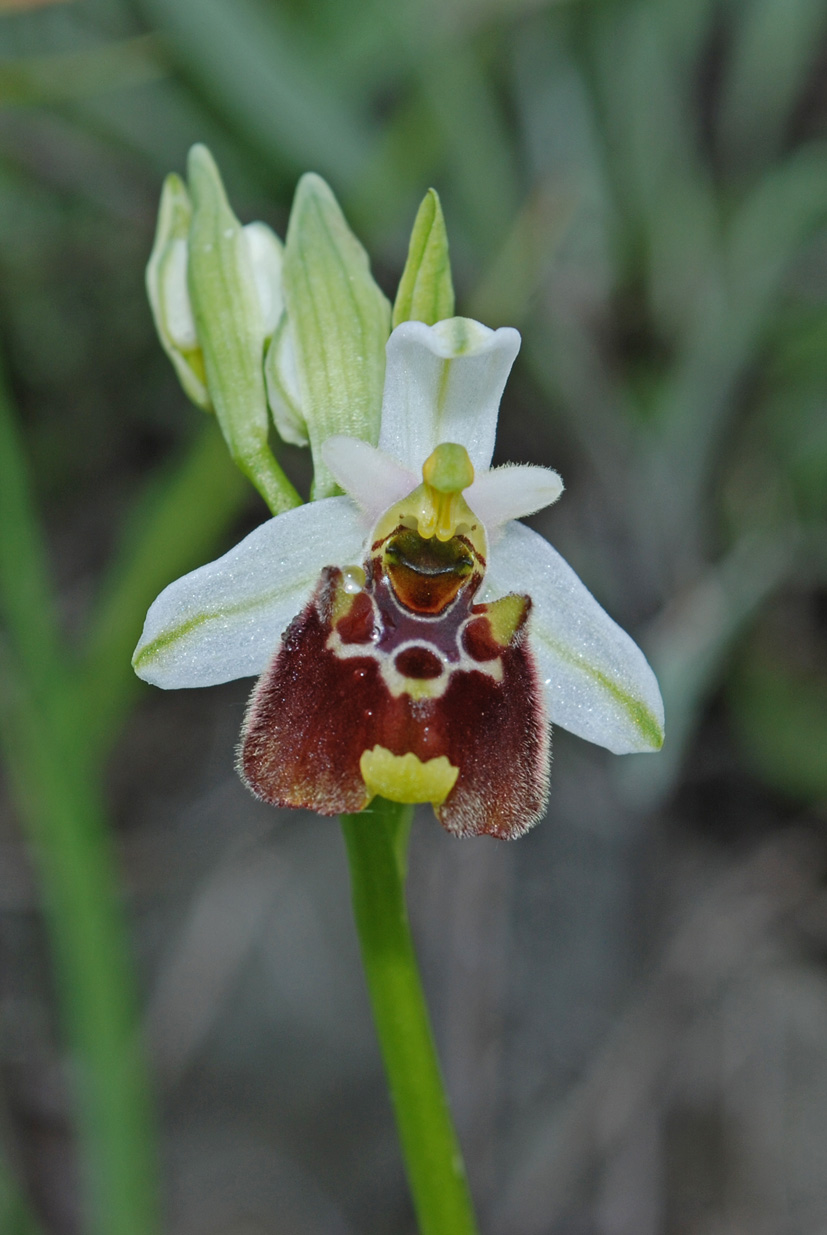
146,174,209,410
280,173,391,498
146,145,298,514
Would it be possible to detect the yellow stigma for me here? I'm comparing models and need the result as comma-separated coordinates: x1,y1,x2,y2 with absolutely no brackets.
418,443,475,541
360,746,459,805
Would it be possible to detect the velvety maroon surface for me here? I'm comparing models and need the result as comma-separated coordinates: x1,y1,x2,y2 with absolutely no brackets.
240,563,549,839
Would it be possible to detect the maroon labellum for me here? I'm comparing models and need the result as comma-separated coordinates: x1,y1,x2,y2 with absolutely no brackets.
239,521,549,839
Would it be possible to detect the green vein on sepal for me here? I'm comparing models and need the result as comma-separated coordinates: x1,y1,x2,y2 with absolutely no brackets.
133,588,283,673
536,632,664,751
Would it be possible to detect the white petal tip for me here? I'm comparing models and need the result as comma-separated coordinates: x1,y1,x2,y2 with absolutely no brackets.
468,465,565,531
322,436,415,518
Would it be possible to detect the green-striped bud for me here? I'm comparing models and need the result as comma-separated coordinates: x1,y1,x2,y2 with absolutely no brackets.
146,172,208,409
146,145,297,514
278,173,391,499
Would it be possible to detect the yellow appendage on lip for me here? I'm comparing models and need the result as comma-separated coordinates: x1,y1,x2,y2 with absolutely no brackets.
360,746,459,805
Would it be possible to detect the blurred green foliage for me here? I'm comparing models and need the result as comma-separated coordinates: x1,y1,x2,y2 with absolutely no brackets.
1,0,826,1230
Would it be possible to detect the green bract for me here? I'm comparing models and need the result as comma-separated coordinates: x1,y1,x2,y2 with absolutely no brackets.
393,189,455,329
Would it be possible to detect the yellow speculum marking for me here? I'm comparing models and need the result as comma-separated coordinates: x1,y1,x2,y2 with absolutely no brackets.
360,746,459,806
330,565,367,622
485,594,528,646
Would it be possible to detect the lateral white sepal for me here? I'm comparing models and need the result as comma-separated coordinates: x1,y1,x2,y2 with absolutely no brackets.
484,522,665,754
133,497,367,689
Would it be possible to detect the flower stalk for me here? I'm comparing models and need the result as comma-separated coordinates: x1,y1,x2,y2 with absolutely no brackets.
340,799,479,1235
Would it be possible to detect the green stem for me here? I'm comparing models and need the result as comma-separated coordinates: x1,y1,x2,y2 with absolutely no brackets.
340,800,479,1235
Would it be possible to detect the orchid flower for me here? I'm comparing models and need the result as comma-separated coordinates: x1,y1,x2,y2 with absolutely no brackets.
133,316,664,840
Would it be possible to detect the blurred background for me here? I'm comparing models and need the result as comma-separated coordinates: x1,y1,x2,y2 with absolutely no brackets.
1,0,827,1231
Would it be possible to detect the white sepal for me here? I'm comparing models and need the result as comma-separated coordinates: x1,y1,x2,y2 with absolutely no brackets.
484,522,665,754
132,497,367,689
378,318,521,474
161,223,284,352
